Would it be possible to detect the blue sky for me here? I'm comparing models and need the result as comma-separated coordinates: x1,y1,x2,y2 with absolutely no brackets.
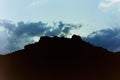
0,0,120,54
0,0,117,36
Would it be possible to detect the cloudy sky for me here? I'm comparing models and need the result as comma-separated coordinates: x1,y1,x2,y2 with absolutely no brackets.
0,0,120,54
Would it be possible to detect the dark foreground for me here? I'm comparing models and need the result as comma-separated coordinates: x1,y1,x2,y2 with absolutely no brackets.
0,35,120,80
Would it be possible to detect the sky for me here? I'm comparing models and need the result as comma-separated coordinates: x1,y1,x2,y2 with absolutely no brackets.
0,0,116,36
0,0,120,54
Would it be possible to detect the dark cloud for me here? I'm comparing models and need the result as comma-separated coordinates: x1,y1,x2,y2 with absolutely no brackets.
0,20,80,54
45,21,79,36
0,20,16,32
83,28,120,52
14,21,49,36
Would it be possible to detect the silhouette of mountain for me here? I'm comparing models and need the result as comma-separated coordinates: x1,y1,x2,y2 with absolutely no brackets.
0,35,120,80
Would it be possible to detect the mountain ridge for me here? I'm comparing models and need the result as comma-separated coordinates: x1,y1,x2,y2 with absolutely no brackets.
8,35,112,56
0,35,120,80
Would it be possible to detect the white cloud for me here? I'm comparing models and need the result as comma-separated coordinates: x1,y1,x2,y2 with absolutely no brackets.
27,0,50,8
99,0,120,9
28,1,41,8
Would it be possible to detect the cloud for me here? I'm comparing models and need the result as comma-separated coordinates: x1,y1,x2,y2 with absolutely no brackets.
0,20,80,54
27,0,50,8
99,0,120,16
99,0,120,25
0,31,9,54
99,0,120,9
83,28,120,52
28,1,41,8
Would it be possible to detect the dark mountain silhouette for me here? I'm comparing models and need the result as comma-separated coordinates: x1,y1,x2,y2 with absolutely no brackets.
0,35,120,80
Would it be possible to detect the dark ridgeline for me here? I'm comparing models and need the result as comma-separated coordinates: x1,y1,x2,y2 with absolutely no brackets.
0,35,120,80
